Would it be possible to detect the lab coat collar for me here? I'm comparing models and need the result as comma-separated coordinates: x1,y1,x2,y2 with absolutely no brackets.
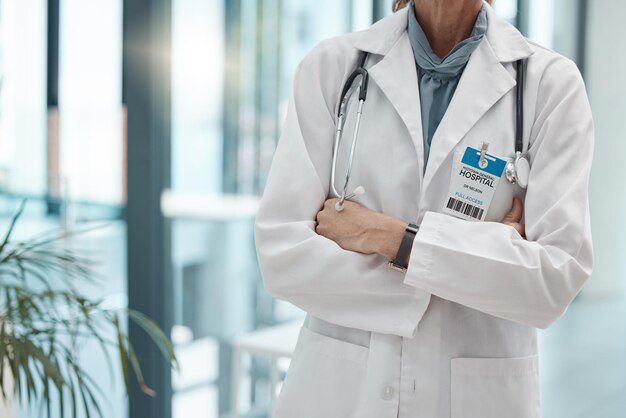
421,31,517,190
483,2,534,62
353,1,533,63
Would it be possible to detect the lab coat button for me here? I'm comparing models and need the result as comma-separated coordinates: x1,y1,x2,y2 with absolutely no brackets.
381,385,395,400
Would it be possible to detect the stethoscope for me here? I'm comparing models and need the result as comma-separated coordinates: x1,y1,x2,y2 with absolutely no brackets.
330,51,530,212
504,59,530,189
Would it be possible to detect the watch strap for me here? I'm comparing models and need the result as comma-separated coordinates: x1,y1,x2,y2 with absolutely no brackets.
388,223,419,272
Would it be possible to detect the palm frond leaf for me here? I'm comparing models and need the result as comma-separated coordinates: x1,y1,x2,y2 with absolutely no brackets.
0,201,178,416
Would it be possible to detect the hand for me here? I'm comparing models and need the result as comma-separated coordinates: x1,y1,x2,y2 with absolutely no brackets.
316,196,527,260
315,198,406,258
501,197,526,239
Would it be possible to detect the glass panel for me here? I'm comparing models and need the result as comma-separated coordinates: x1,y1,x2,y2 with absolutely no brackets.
169,1,360,417
493,0,518,24
525,0,580,61
538,2,626,416
1,1,127,417
58,2,127,416
0,0,47,198
352,0,374,31
527,0,555,49
171,0,224,194
58,0,124,209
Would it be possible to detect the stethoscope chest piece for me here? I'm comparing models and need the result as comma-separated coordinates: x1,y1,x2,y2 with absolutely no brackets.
505,153,530,189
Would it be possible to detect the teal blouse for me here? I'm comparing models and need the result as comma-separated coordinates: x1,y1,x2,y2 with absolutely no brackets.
407,1,488,169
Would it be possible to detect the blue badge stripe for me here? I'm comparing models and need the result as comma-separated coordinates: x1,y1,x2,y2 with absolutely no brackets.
461,147,507,177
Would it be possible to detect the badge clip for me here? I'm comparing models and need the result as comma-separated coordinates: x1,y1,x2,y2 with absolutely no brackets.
478,142,489,168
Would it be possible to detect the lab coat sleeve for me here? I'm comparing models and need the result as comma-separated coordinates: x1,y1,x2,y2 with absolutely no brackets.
254,40,431,338
404,57,594,329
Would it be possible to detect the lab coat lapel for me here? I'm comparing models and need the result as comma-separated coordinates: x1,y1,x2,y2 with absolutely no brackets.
421,37,516,192
367,31,425,180
352,2,534,198
420,1,535,192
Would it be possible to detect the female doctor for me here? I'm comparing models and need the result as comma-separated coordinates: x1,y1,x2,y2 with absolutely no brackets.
254,0,594,417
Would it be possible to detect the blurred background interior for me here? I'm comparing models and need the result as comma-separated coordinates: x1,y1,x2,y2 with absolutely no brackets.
0,0,624,417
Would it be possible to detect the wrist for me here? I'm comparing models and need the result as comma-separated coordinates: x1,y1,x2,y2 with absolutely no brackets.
367,215,407,259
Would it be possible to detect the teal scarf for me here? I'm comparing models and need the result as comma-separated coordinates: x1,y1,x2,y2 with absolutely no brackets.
407,1,488,167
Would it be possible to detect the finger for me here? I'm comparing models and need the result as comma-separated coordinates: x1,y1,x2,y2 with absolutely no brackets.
510,197,523,221
315,219,324,234
502,197,523,223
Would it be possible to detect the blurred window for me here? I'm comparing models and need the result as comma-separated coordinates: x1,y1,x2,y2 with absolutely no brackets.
0,0,47,198
58,0,124,207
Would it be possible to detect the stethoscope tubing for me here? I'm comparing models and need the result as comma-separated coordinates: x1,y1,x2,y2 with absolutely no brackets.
330,51,529,210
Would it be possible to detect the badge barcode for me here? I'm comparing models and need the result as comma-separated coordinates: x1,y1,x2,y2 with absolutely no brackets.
446,197,484,220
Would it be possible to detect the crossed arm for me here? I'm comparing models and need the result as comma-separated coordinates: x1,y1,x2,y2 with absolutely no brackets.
255,46,593,336
314,196,526,262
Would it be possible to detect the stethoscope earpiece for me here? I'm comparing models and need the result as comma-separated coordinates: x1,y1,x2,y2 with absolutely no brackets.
335,185,365,212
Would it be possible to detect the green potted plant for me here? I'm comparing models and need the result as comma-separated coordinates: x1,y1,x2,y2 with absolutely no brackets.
0,200,177,417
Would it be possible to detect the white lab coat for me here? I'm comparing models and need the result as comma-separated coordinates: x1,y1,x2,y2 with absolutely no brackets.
254,2,594,417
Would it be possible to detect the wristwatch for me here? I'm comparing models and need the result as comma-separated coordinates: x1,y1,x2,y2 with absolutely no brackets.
387,222,419,273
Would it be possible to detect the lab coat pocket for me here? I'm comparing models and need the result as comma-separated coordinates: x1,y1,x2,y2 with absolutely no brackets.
271,324,369,418
450,355,540,418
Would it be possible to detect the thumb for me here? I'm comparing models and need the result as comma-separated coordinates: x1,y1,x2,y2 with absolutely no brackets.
501,197,523,224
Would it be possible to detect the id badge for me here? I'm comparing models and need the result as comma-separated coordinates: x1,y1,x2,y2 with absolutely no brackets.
443,146,507,221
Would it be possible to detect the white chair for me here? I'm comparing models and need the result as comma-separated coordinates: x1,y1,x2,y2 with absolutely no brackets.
230,320,303,418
